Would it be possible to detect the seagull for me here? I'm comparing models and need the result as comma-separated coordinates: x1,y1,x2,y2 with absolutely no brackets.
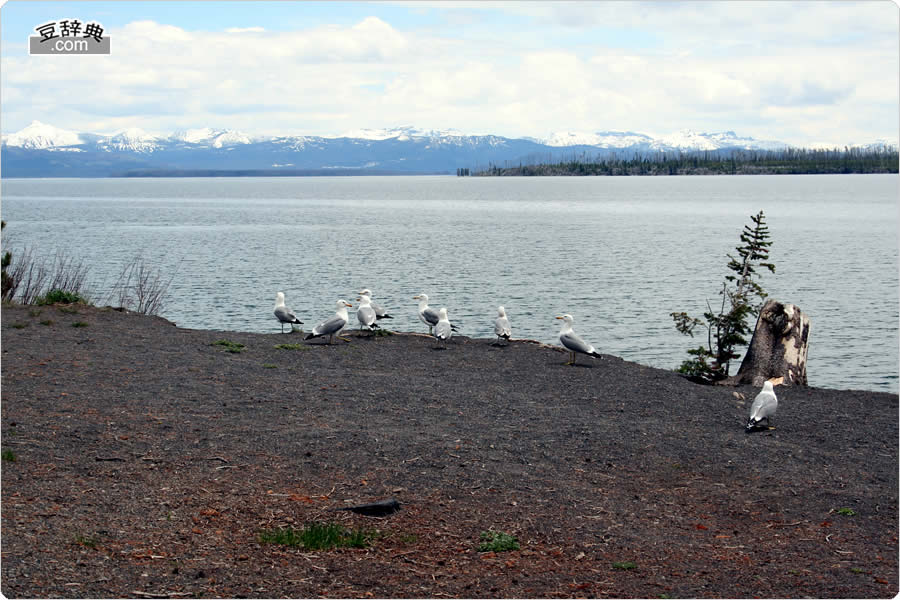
359,289,392,320
305,299,352,344
414,293,441,334
356,293,380,335
434,307,452,348
274,292,303,333
746,377,781,431
493,306,511,346
555,314,602,365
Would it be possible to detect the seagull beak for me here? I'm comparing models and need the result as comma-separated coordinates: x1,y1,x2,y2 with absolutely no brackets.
555,316,564,320
344,302,353,307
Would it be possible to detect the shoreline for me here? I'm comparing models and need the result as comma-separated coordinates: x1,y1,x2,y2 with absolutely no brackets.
2,303,897,598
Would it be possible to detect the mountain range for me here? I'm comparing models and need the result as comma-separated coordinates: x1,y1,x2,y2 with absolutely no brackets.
1,120,894,177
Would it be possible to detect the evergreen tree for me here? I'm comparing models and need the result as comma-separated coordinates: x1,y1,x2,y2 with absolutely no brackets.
671,211,775,382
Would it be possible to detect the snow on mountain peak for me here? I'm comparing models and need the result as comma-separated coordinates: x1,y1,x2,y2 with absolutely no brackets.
543,130,654,148
335,126,420,140
171,127,220,144
4,120,83,149
211,130,252,148
103,127,163,152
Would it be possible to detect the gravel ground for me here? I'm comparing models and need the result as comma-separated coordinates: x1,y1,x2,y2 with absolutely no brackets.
1,303,897,599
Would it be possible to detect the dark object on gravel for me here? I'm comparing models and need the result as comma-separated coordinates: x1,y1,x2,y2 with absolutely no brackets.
334,498,401,517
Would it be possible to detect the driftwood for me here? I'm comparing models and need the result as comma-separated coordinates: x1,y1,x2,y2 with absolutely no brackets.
726,299,811,387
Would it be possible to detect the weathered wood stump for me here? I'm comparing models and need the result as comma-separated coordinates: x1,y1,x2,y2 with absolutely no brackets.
726,299,811,387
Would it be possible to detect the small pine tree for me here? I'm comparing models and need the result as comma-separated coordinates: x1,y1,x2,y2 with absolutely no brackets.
671,210,775,382
1,221,13,301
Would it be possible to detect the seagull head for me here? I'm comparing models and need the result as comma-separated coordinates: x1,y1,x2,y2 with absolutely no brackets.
555,314,574,325
275,291,285,306
359,288,372,297
498,306,506,317
337,299,352,309
439,307,449,320
413,293,428,302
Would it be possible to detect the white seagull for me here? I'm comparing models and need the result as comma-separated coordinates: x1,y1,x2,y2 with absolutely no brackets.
356,293,379,335
273,292,303,333
746,377,782,431
359,289,392,320
493,306,511,346
414,293,441,334
556,314,602,365
434,307,452,348
305,299,352,344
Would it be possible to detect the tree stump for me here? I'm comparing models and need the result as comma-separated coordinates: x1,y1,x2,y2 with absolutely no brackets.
726,299,811,387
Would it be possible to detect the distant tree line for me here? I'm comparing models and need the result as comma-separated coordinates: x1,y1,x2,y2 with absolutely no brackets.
473,146,899,176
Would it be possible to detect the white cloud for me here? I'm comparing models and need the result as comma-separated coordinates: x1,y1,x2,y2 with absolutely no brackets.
0,4,896,146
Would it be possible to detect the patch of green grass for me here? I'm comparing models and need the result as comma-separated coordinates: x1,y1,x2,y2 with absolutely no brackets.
29,309,42,317
211,339,245,353
836,507,857,516
36,289,87,305
273,343,310,351
373,328,393,337
613,560,637,570
10,322,28,329
258,522,371,550
58,305,79,314
74,534,100,548
1,449,16,462
262,363,278,369
71,321,89,328
40,319,54,326
849,567,866,574
478,530,520,552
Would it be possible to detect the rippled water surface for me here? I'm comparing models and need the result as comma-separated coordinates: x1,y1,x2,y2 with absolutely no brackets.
2,175,897,392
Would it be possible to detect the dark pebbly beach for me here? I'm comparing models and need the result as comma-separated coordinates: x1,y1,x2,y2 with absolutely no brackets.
1,303,897,599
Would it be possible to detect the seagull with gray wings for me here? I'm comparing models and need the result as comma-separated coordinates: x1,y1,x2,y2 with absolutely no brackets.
746,377,782,431
273,292,303,333
556,314,602,365
305,299,352,344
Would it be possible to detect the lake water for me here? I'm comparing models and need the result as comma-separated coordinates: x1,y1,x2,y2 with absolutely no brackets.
2,175,897,393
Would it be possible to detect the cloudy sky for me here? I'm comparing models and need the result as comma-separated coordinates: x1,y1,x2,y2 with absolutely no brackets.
1,0,897,146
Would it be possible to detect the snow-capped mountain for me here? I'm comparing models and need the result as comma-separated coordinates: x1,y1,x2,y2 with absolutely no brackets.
170,127,255,148
2,121,83,150
1,121,894,177
98,128,165,153
651,129,786,152
543,130,654,148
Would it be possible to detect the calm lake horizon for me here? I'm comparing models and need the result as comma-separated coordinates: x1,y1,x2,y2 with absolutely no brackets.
2,174,897,393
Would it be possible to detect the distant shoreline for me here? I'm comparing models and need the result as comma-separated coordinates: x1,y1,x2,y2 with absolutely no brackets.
472,147,899,177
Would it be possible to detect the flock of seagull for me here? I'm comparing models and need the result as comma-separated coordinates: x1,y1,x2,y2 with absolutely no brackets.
273,289,780,431
274,289,601,364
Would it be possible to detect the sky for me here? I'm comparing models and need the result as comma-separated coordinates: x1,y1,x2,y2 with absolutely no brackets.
1,0,898,146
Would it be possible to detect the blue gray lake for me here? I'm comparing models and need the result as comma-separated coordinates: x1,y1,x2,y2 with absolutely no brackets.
2,174,897,393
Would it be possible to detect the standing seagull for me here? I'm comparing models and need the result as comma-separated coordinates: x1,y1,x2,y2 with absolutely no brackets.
305,299,352,344
433,307,452,349
746,377,782,431
274,292,303,333
356,293,379,335
414,293,441,334
359,289,392,320
555,314,602,365
493,306,511,346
